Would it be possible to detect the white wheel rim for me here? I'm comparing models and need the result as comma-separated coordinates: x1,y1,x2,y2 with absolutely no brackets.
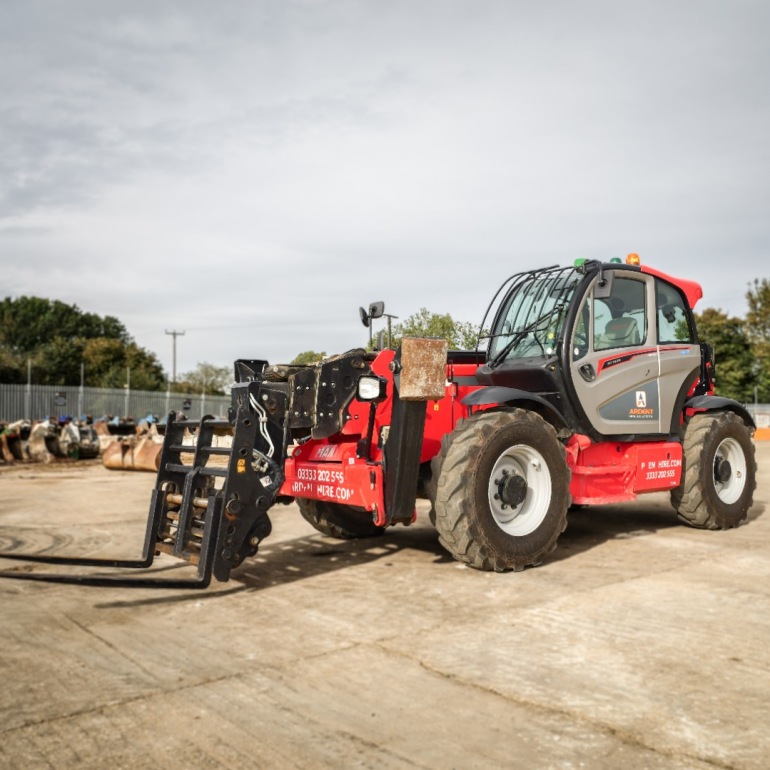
713,437,747,505
487,444,552,536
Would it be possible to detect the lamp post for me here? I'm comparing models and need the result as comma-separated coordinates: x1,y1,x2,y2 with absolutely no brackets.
165,329,186,385
25,359,31,420
78,362,84,419
382,313,399,349
124,366,130,419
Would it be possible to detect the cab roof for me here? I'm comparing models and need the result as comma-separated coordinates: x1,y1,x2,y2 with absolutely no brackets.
639,264,703,309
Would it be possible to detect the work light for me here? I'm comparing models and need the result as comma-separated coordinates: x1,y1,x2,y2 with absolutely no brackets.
357,375,388,402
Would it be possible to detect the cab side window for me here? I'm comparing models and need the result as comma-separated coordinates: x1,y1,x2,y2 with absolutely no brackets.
594,278,646,351
656,281,694,344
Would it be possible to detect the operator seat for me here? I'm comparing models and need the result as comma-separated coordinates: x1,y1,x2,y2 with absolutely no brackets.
595,316,641,350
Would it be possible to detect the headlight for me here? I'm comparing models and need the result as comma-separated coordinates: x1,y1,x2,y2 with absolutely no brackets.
357,375,387,402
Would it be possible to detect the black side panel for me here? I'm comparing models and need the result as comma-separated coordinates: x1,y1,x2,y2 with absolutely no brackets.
383,399,428,526
692,343,714,397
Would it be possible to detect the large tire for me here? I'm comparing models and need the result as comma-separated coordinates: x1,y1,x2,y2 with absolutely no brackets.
671,411,756,529
296,498,386,539
429,409,570,572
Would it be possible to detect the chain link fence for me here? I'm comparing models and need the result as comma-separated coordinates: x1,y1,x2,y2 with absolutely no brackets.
0,383,231,422
3,381,769,429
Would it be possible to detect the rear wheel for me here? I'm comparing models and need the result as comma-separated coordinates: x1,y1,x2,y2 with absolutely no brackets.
671,411,756,529
429,409,570,571
297,498,386,539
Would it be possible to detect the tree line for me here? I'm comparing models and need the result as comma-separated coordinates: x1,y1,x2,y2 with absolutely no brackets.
694,278,770,403
0,296,231,394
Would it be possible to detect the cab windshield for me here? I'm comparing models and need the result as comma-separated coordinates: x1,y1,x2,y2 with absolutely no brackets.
487,266,580,364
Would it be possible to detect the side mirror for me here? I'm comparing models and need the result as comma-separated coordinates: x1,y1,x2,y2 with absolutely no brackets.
369,301,385,320
359,307,370,328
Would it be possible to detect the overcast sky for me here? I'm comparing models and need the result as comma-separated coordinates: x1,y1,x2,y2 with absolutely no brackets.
2,0,769,377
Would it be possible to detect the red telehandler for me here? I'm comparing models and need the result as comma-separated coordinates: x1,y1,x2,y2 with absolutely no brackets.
0,255,756,588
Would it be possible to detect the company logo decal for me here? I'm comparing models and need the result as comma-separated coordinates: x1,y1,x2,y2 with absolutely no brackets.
629,388,654,418
598,383,658,422
312,445,339,460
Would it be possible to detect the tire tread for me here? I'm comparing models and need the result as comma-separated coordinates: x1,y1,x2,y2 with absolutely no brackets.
672,412,756,530
297,498,385,539
428,409,570,572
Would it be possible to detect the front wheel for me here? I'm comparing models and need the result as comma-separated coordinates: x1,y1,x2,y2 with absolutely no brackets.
671,411,756,529
296,498,386,539
429,409,570,571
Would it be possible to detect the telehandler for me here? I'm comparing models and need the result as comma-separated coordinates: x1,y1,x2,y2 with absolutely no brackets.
0,255,756,588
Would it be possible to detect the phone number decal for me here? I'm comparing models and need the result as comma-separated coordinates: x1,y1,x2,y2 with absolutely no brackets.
292,464,355,501
296,466,345,484
645,468,677,480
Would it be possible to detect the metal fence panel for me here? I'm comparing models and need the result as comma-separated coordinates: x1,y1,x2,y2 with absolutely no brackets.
4,382,770,428
0,383,230,422
745,403,770,428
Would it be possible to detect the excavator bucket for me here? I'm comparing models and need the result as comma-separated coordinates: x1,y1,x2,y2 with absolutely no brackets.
1,432,17,463
101,434,163,472
0,374,286,588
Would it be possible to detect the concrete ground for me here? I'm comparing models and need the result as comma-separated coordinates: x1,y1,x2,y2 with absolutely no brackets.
0,444,768,770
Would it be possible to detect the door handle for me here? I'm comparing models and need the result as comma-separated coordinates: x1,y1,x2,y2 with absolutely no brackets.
579,363,596,382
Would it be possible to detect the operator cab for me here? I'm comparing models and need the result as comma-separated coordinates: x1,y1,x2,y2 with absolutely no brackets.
476,255,704,441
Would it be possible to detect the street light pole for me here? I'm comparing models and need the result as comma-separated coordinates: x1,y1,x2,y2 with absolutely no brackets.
165,329,186,385
78,362,84,419
124,366,131,419
25,359,31,420
382,313,399,349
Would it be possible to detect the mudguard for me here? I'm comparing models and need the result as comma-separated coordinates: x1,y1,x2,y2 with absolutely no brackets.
462,386,570,433
684,395,756,429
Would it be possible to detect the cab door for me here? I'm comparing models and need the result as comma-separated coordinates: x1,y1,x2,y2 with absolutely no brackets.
569,270,662,435
654,278,701,431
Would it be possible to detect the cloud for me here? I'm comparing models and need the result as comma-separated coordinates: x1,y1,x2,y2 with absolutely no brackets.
2,1,770,373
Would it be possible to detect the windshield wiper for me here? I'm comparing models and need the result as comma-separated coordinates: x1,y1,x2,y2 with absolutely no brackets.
488,303,566,368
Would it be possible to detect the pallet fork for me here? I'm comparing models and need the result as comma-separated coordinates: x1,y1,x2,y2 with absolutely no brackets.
0,378,286,589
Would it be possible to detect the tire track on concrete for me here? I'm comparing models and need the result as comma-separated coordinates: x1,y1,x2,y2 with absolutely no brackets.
374,642,739,770
0,672,239,736
65,614,159,681
2,663,431,770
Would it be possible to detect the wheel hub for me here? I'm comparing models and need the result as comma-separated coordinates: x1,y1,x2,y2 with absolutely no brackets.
487,443,552,536
712,437,747,505
714,456,732,484
497,472,528,508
